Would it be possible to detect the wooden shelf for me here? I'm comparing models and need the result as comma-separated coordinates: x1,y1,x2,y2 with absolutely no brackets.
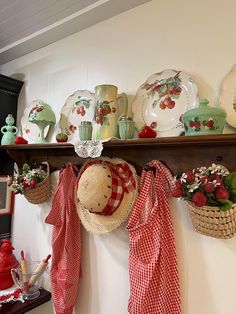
2,134,236,174
0,288,51,314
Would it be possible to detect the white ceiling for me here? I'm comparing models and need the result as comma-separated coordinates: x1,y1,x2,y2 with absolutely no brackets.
0,0,150,65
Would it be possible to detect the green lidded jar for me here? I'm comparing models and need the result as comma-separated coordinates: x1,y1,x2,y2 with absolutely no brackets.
182,98,226,136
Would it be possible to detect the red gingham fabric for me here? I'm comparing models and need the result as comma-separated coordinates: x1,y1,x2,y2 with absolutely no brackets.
45,163,81,314
78,159,136,216
99,166,124,216
127,161,181,314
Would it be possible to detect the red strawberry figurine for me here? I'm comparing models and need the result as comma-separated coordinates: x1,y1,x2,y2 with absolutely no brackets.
200,176,210,184
15,136,28,144
203,182,215,193
171,188,183,198
56,133,68,143
215,187,229,200
138,125,157,138
186,171,195,183
192,191,207,207
29,179,36,189
175,180,183,190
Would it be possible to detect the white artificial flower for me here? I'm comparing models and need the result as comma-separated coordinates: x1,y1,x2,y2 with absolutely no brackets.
208,163,229,176
196,167,207,177
212,179,221,187
208,163,217,173
180,173,187,183
188,181,201,193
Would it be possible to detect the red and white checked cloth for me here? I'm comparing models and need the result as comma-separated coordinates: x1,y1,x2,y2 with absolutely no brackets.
45,163,81,314
127,161,181,314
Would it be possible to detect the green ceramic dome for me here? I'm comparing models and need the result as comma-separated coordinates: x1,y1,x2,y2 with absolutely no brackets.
182,99,226,136
28,100,56,143
28,101,56,125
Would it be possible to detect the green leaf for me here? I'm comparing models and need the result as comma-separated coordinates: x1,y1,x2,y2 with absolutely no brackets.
152,100,158,108
102,101,110,106
159,85,167,93
171,94,180,100
103,104,110,110
166,77,174,84
167,83,174,90
218,199,233,211
84,100,90,108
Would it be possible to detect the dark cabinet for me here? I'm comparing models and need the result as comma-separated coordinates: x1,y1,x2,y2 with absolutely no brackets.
0,74,23,240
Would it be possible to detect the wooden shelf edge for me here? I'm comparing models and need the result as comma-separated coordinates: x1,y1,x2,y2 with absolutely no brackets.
1,133,236,151
2,133,236,174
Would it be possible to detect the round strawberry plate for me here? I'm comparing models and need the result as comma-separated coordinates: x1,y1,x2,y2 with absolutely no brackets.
132,69,199,137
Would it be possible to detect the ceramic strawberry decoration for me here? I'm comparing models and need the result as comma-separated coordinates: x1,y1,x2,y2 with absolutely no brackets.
56,132,68,143
15,136,28,144
138,125,157,138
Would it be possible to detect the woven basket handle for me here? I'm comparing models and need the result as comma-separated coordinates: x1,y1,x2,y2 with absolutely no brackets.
41,161,50,176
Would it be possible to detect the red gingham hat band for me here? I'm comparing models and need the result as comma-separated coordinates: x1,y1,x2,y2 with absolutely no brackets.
79,160,136,216
99,166,124,216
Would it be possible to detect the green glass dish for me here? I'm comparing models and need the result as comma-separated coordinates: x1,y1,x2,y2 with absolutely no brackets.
182,99,226,136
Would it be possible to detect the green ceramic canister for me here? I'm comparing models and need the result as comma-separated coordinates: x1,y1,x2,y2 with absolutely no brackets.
78,121,92,141
182,99,226,136
118,116,135,139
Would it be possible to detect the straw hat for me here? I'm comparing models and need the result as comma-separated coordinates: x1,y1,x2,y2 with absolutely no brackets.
76,157,138,234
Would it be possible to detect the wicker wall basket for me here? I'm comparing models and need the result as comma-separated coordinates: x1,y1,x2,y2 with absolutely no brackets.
186,201,236,239
23,162,51,205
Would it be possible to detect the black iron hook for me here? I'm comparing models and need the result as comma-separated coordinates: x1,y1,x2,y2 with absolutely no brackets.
144,164,156,174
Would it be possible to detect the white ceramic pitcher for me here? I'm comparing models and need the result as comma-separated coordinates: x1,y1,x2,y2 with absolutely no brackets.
92,84,128,140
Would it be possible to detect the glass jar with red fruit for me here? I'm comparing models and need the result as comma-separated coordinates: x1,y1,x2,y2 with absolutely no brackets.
182,98,226,136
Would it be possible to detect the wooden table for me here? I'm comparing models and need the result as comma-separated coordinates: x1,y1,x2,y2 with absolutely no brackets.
0,288,51,314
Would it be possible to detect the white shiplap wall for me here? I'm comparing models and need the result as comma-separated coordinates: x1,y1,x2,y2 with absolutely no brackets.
1,0,236,313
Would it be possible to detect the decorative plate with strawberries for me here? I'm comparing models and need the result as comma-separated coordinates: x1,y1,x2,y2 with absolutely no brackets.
132,69,198,137
59,90,95,144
